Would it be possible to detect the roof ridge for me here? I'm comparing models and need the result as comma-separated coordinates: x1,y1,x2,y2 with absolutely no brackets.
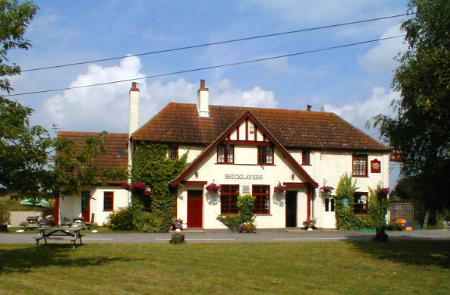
58,131,128,136
168,101,334,114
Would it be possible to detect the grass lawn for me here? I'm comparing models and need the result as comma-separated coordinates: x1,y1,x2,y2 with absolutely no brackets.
0,240,449,295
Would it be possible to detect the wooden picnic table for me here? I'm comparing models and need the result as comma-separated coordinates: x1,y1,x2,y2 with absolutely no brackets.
35,227,83,247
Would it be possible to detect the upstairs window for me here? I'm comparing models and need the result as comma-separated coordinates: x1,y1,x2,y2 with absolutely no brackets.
169,145,178,160
217,144,234,164
103,192,114,212
220,185,239,214
354,192,368,214
252,185,270,214
302,150,311,165
258,145,274,165
352,154,368,177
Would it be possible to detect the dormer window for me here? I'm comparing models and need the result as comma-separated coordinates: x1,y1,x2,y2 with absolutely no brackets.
258,145,274,165
217,144,234,164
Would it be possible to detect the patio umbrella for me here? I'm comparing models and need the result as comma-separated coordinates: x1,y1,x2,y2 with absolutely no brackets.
20,197,52,208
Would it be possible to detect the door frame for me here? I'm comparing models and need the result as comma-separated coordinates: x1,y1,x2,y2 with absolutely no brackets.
285,190,297,227
187,190,203,228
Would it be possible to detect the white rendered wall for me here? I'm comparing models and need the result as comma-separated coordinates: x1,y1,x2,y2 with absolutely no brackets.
178,146,307,229
60,187,129,226
177,145,390,229
178,145,204,163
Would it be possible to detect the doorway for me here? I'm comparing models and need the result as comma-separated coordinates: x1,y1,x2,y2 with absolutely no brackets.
285,191,297,227
81,191,90,222
187,190,203,228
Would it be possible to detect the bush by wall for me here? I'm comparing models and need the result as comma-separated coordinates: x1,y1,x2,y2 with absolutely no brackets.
335,174,388,230
218,194,256,232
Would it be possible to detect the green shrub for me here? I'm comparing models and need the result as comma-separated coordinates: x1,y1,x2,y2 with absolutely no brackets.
217,214,241,232
218,194,256,232
237,194,255,224
132,211,166,232
109,208,134,230
170,232,185,244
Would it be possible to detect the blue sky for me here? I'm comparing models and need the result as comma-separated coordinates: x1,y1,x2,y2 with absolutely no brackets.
9,0,409,137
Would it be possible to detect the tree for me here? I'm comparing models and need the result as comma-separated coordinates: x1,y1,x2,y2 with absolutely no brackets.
53,132,127,196
0,1,50,197
374,0,450,222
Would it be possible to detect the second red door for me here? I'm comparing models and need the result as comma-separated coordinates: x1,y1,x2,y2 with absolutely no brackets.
187,190,203,228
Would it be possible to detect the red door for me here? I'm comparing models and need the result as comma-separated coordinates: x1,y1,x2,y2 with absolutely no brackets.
81,191,90,222
187,190,203,228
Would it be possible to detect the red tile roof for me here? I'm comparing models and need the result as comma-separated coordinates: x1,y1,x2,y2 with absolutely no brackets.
133,103,390,151
57,131,128,170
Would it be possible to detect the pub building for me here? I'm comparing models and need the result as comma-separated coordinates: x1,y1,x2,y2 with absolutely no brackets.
57,80,390,229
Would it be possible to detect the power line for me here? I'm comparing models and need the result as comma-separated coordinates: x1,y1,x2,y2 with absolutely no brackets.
6,35,405,98
21,13,412,73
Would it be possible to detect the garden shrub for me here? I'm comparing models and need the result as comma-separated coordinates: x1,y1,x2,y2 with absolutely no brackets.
109,208,134,230
217,214,241,232
335,174,389,230
218,194,256,232
237,194,255,224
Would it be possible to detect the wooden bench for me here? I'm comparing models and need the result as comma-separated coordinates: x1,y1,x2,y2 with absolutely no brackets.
35,227,83,248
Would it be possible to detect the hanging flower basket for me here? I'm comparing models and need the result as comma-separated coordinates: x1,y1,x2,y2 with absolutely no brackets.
131,182,146,191
320,186,334,194
378,188,390,199
274,183,286,193
206,183,220,193
122,182,152,196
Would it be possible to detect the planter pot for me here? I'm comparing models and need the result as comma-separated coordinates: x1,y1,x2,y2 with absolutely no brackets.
0,224,8,232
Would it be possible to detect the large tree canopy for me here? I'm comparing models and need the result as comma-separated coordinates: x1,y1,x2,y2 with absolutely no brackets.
0,0,49,197
375,0,450,212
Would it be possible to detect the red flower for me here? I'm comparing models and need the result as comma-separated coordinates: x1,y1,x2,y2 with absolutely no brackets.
206,183,220,192
274,184,286,193
131,182,146,191
320,186,334,194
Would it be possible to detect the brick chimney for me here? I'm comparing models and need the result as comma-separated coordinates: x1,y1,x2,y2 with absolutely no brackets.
197,79,209,117
129,82,140,135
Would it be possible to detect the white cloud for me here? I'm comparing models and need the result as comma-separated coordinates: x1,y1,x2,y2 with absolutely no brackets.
212,79,277,108
324,87,399,131
34,57,278,132
359,24,408,73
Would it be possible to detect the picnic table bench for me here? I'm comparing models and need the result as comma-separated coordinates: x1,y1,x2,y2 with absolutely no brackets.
35,227,83,247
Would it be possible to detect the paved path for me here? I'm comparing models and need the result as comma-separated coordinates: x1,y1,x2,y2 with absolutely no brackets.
1,229,449,244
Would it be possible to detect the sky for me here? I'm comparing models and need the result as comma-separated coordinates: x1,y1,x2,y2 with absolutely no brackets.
8,0,409,139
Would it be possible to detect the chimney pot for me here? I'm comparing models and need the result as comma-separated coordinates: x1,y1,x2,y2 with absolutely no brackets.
130,82,140,92
306,104,312,111
129,82,140,135
199,79,208,90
